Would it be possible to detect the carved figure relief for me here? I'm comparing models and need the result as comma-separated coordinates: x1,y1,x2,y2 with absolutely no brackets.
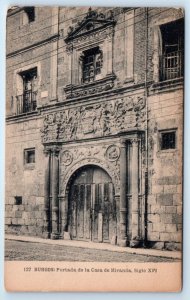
41,96,145,143
61,150,73,166
106,145,120,161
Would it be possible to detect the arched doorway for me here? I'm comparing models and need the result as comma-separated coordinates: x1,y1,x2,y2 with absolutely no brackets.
67,165,117,243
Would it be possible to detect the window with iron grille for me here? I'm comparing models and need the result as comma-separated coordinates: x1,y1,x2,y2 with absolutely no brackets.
160,18,184,81
82,47,103,83
160,131,176,150
24,148,35,164
23,7,35,24
17,67,37,114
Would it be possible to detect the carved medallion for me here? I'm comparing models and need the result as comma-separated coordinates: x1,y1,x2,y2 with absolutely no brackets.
106,145,120,161
61,150,73,166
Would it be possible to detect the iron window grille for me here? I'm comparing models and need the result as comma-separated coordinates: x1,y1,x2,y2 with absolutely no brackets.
16,67,37,115
160,18,184,81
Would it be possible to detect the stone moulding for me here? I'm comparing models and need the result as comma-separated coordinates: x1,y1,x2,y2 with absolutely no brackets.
64,8,116,43
60,157,120,196
64,73,116,99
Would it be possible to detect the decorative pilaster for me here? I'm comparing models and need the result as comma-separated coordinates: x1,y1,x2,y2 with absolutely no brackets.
66,43,73,86
106,27,114,75
51,147,60,239
43,149,51,238
119,138,127,246
130,138,140,247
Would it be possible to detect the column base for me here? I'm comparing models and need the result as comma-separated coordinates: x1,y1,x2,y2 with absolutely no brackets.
50,232,60,240
43,231,50,239
118,239,128,247
129,239,141,248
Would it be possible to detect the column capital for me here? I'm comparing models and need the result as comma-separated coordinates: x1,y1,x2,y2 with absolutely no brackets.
120,138,127,147
52,147,60,157
130,138,139,146
43,148,51,157
66,43,73,54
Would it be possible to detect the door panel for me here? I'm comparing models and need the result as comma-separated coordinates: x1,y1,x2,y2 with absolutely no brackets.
68,166,116,243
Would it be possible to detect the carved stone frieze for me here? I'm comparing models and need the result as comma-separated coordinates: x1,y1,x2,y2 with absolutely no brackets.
41,95,146,143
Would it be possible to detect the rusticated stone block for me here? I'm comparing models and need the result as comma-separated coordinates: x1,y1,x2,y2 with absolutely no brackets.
5,218,11,225
165,242,181,251
163,185,177,194
160,232,172,242
170,232,182,243
173,193,182,205
36,197,44,205
17,218,25,225
177,206,182,214
160,214,173,224
172,214,182,224
147,213,160,223
165,206,177,214
23,211,30,220
20,226,29,234
36,219,44,226
150,204,165,214
18,205,25,211
12,205,19,212
165,224,177,233
157,194,173,206
147,231,160,241
152,222,166,232
12,218,18,225
35,211,43,218
15,211,22,218
152,242,165,250
6,205,13,211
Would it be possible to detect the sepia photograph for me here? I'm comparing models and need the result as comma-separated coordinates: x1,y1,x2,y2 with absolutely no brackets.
4,5,183,291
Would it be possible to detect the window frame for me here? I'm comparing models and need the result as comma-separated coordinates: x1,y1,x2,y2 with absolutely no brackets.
159,18,184,82
81,47,103,84
24,148,36,167
22,7,35,25
158,129,177,152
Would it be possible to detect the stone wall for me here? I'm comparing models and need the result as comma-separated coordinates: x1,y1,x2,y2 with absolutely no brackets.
146,89,183,250
5,117,45,236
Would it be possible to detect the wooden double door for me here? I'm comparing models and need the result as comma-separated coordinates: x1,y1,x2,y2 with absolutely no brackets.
68,166,117,243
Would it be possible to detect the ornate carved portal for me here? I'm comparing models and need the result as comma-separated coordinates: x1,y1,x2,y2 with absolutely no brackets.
43,135,145,247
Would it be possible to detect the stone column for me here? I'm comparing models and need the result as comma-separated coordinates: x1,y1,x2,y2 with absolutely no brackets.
43,149,51,238
119,138,127,246
51,148,60,239
130,138,140,247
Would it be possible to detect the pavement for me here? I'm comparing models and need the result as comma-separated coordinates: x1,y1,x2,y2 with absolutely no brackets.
5,234,181,260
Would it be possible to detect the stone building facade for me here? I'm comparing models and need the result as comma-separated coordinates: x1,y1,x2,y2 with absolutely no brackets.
5,7,184,250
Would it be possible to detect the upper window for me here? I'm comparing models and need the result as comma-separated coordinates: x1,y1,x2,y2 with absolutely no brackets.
160,131,176,150
160,18,184,81
82,47,103,83
17,67,37,114
23,7,35,25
